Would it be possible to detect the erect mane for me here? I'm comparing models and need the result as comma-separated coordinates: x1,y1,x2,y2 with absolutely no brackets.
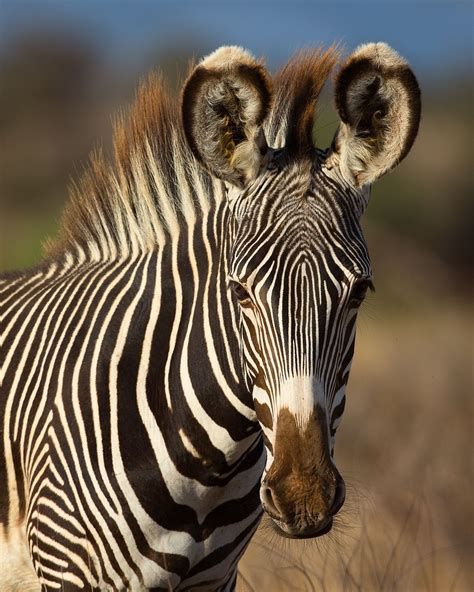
48,47,338,260
47,71,214,259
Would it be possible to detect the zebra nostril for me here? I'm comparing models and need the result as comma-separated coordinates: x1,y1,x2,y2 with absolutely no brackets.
330,478,346,516
261,485,283,520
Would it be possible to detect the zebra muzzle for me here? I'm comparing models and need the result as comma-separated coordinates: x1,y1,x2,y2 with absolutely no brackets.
259,407,346,538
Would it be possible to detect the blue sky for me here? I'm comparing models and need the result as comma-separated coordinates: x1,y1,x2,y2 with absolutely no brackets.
1,1,472,84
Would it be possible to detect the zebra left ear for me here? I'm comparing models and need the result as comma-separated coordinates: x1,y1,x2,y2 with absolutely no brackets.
181,46,272,187
330,43,421,187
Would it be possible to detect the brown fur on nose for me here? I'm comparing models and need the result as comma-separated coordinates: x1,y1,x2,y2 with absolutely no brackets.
264,406,340,524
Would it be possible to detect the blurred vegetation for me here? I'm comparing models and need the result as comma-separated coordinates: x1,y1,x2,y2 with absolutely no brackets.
0,30,472,591
0,31,207,271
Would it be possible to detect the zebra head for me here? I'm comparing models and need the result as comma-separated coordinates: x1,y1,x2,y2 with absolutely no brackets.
182,45,420,538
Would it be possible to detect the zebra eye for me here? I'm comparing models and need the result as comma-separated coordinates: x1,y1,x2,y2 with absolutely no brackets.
229,280,251,302
349,279,374,307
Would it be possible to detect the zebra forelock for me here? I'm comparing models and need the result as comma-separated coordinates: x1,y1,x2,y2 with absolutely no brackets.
264,47,339,152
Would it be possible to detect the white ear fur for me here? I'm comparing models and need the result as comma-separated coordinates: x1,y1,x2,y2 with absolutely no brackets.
181,46,272,187
331,42,421,187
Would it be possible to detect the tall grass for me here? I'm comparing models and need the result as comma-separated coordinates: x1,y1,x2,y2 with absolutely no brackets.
238,492,467,591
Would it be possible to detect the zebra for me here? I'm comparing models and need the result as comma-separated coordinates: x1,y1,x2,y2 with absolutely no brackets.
0,43,420,591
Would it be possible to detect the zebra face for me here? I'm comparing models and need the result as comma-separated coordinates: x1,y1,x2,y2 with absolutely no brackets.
182,44,420,538
227,157,372,537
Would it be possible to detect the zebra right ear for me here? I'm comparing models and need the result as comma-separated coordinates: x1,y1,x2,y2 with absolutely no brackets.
330,43,421,187
181,46,272,187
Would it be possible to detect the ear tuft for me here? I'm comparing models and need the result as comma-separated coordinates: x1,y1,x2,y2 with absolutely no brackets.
332,42,421,186
181,46,272,186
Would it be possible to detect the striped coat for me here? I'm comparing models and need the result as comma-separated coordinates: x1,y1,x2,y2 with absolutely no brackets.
0,43,420,590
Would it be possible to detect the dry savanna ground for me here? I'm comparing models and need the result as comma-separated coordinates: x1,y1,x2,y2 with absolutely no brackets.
238,305,472,592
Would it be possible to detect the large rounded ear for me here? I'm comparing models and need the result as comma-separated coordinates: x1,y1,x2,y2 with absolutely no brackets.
331,43,421,187
181,46,272,187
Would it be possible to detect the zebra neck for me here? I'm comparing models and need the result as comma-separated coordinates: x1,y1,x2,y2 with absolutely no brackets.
81,196,260,483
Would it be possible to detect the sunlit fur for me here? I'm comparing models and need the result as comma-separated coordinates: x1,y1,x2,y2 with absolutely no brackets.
330,42,421,187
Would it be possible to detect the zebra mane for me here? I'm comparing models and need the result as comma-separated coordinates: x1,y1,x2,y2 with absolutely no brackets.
47,70,214,259
48,48,338,260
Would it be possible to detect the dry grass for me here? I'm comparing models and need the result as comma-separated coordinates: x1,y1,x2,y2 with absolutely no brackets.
238,305,473,591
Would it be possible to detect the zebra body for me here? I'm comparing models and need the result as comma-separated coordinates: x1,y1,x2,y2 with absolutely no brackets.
0,43,420,590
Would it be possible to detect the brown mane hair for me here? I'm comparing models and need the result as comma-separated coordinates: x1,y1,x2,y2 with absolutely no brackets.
48,47,338,259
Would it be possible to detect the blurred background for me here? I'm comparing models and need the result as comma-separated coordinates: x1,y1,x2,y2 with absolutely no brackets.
1,1,472,590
